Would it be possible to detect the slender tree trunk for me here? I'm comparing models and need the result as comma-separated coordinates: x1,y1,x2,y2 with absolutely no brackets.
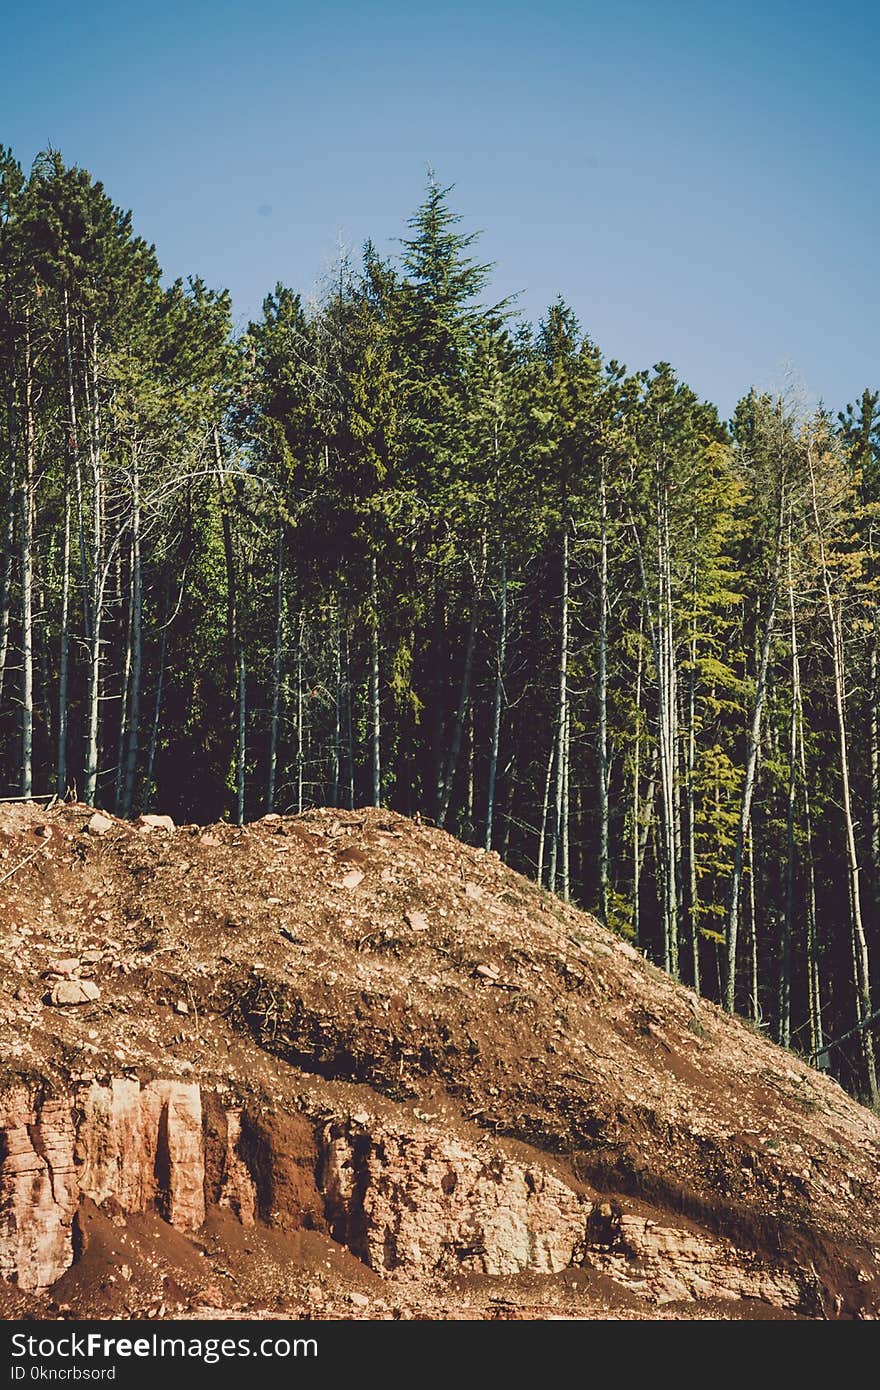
0,463,14,703
56,466,71,795
331,613,341,808
370,556,381,807
724,483,785,1012
296,613,304,814
266,522,284,813
143,623,167,812
631,608,645,943
537,735,555,887
561,704,571,901
438,570,480,828
747,820,759,1023
686,571,701,992
485,551,507,850
113,537,134,814
82,323,103,805
549,526,569,894
598,465,610,925
779,514,798,1047
236,648,246,825
121,457,142,817
19,313,35,798
344,625,355,809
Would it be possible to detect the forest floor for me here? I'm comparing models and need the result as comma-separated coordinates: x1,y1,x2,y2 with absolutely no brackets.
1,800,879,1320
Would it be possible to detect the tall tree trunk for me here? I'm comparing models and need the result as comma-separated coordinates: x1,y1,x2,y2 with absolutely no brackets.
779,513,798,1047
370,556,381,808
724,483,785,1012
686,556,701,992
266,521,284,813
0,461,14,703
485,552,507,850
437,591,478,828
537,734,555,887
19,311,35,798
121,457,142,817
598,464,610,925
82,322,103,805
549,526,569,894
56,465,71,795
296,613,305,814
235,649,246,825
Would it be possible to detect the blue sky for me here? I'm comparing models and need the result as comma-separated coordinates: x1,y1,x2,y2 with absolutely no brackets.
2,0,877,417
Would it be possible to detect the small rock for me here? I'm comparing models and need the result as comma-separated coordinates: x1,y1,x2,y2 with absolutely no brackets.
173,999,189,1015
348,1291,370,1308
46,957,80,977
137,813,175,833
80,949,104,964
200,833,221,847
33,825,52,840
351,1111,369,1126
474,963,500,980
341,868,364,890
49,979,100,1006
86,812,113,836
405,909,429,932
199,1285,224,1309
464,881,482,900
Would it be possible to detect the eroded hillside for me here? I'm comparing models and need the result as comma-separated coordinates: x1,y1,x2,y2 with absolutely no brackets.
1,801,878,1320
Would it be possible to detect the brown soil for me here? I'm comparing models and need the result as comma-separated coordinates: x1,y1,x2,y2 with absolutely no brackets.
1,800,879,1320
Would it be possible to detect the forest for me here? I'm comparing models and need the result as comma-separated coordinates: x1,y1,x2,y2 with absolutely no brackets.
1,146,879,1101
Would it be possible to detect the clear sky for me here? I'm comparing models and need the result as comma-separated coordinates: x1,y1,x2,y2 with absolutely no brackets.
2,0,877,418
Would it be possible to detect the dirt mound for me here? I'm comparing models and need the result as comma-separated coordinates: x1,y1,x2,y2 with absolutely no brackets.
1,800,878,1319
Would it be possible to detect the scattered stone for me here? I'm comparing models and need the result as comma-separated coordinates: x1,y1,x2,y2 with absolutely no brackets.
405,909,429,932
33,825,52,840
46,958,80,977
137,813,176,833
474,963,500,980
465,881,482,900
199,833,221,847
80,949,104,964
341,868,365,890
348,1291,370,1308
173,999,189,1015
86,812,113,836
49,979,100,1006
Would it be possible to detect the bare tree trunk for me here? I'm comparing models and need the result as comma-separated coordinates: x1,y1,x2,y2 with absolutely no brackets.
724,483,785,1012
537,735,555,887
296,613,305,814
549,527,569,894
331,612,341,808
485,551,507,850
370,556,381,807
82,323,103,805
686,581,701,992
598,465,610,925
561,703,571,902
113,535,134,814
747,820,759,1023
121,457,142,817
143,623,166,812
438,573,479,828
56,466,71,795
344,625,355,810
19,312,35,798
779,513,798,1047
266,522,284,813
0,464,14,702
